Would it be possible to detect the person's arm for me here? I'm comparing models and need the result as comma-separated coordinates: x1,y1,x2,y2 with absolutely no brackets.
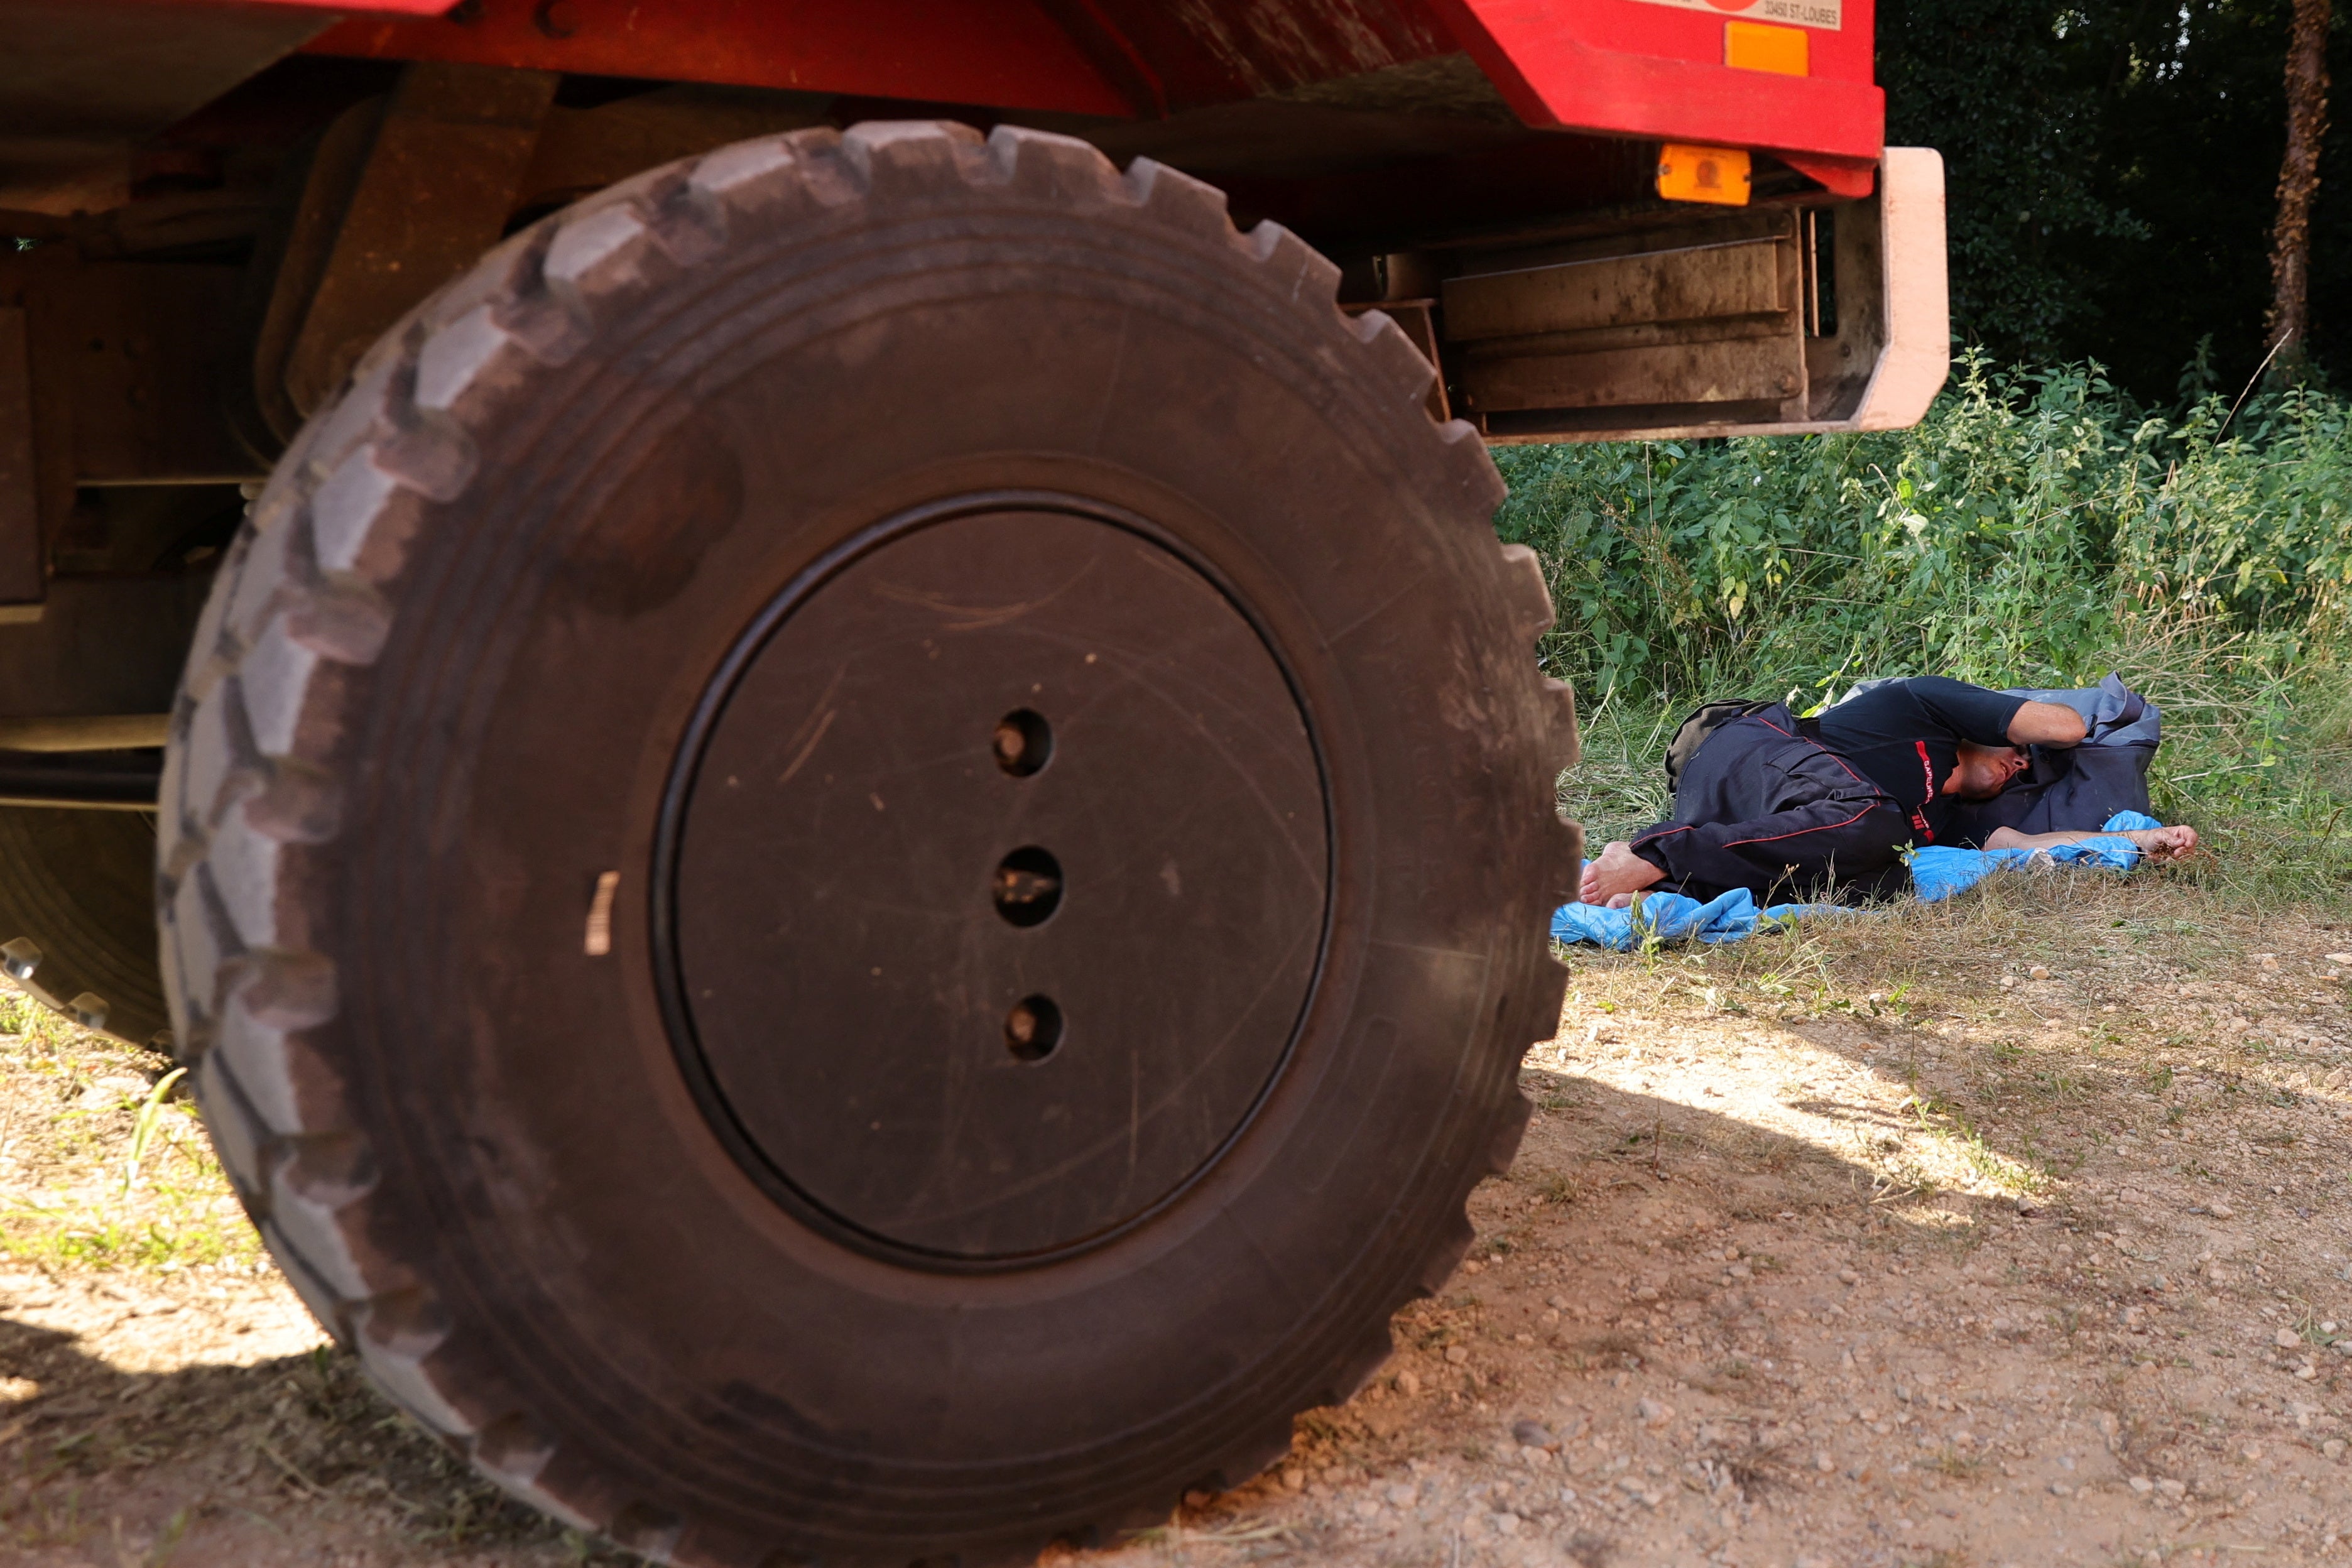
2006,699,2089,748
1984,824,2199,859
1900,675,2045,749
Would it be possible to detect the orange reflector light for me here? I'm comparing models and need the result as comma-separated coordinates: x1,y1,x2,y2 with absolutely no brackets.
1656,144,1753,206
1725,20,1809,75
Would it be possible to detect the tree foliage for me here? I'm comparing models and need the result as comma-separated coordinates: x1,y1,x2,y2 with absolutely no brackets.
1880,0,2349,395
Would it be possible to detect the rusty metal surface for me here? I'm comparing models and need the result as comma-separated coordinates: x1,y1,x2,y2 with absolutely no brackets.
1045,0,1454,107
1341,298,1447,420
1460,155,1947,440
0,714,172,751
30,263,254,484
1442,237,1783,340
281,63,557,418
515,85,833,215
307,0,1133,118
0,310,36,607
1439,208,1807,423
3,258,255,491
0,253,256,565
0,575,212,722
0,0,331,213
0,749,161,810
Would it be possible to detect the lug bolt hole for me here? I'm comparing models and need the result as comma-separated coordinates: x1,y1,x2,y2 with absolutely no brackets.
992,846,1062,927
993,709,1052,776
1004,994,1064,1062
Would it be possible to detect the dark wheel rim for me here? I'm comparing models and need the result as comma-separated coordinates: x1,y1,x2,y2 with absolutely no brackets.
653,491,1333,1267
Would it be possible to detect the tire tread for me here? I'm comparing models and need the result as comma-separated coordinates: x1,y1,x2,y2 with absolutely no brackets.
160,118,1577,1564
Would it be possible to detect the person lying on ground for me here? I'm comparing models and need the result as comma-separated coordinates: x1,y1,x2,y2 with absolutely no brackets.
1577,676,2199,908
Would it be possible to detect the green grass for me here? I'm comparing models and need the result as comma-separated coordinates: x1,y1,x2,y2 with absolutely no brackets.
1509,360,2352,906
0,984,266,1275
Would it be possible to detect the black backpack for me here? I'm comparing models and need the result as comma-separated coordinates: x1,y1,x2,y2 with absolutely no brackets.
1662,699,1778,791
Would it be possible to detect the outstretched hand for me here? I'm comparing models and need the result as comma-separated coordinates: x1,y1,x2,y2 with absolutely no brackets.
1984,822,2201,860
2121,824,2199,861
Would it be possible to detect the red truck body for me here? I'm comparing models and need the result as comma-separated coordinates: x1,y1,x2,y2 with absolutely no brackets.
284,0,1885,168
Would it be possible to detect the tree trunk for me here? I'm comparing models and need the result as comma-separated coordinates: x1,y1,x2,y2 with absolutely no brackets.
2266,0,2334,383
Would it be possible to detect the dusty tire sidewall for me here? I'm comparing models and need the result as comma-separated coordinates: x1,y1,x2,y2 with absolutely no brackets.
225,148,1565,1548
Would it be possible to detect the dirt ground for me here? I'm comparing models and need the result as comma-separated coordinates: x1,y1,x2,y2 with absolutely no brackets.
3,869,2349,1568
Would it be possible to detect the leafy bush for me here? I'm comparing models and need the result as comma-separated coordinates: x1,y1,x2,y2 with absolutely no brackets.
1495,358,2352,895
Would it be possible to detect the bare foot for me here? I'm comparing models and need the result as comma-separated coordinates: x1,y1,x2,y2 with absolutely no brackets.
2122,824,2199,861
1579,841,1667,905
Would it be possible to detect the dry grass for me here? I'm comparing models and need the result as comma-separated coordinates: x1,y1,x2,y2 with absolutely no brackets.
0,981,631,1565
1558,864,2352,1228
0,987,263,1276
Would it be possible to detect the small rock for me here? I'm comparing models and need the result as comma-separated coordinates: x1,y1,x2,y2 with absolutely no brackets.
2277,1328,2302,1349
1353,1499,1381,1521
2324,1439,2346,1461
2015,1196,2042,1217
1444,1345,1470,1365
2326,952,2352,966
2030,965,2051,980
1838,1267,1859,1285
1999,974,2017,989
1386,1482,1418,1506
1512,1419,1557,1449
2129,1476,2154,1494
1636,1397,1674,1425
2158,1478,2187,1500
1396,1369,1421,1396
1546,1294,1570,1310
1281,1469,1307,1491
1462,1260,1483,1276
1815,1453,1835,1473
2208,1202,2235,1220
2241,1443,2263,1461
1491,1511,1520,1536
1632,1285,1660,1303
2257,954,2280,971
2049,1482,2073,1497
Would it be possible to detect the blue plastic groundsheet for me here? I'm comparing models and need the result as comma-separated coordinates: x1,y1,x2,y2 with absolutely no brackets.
1550,811,2164,952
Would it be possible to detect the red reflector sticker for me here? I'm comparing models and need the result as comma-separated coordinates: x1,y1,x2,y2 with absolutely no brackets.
1625,0,1842,31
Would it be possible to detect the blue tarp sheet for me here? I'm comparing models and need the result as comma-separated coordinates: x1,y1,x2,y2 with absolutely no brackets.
1550,811,2163,951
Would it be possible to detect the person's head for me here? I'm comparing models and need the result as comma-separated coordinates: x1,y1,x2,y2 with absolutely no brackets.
1946,742,2028,799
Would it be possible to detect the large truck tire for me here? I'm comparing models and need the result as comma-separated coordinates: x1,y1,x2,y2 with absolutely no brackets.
0,808,170,1048
158,121,1579,1565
